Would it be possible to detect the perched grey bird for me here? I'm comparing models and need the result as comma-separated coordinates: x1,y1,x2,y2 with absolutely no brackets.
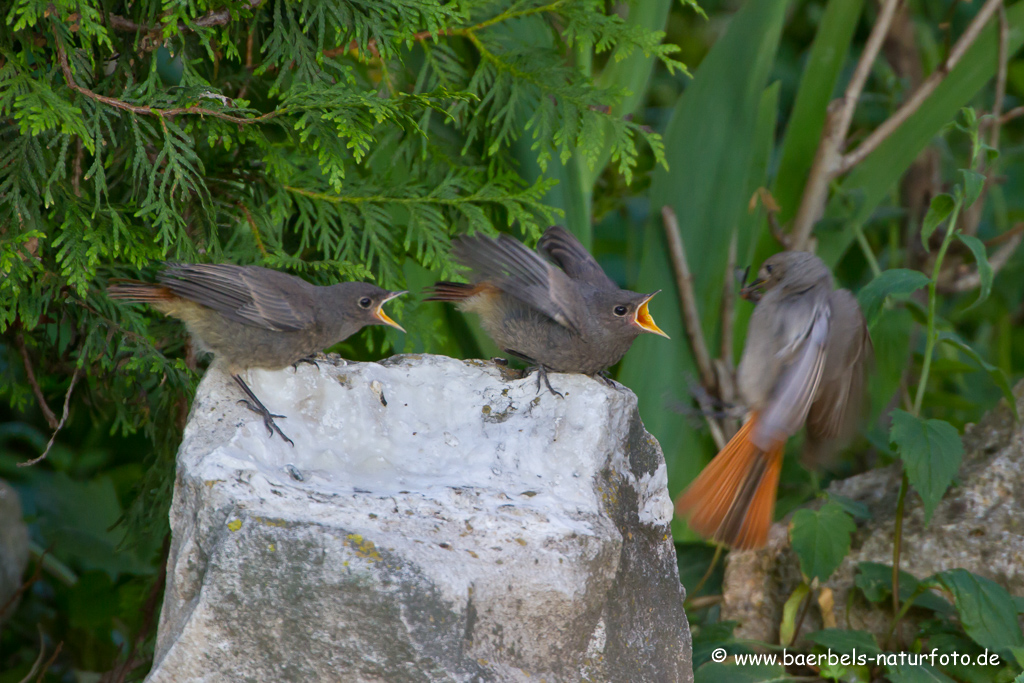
427,226,668,394
108,263,405,444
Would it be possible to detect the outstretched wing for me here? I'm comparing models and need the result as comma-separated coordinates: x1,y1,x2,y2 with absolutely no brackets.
452,234,585,334
537,225,616,289
159,263,315,332
754,300,831,450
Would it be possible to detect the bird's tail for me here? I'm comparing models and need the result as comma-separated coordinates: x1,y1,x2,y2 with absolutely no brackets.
423,281,480,302
675,412,784,550
106,279,175,302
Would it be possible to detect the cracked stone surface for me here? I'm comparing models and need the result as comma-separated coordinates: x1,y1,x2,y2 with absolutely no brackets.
147,354,692,682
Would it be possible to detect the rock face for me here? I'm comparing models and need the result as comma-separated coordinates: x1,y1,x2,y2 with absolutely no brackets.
720,383,1024,645
147,354,692,682
0,480,29,625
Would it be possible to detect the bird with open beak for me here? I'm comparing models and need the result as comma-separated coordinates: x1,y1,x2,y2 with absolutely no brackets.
426,225,668,394
675,250,872,549
108,263,405,445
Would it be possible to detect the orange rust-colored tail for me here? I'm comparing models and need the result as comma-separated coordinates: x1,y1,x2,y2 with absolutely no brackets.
675,413,784,550
106,280,175,302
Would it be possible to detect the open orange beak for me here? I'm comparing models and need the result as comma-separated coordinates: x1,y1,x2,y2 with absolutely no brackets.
374,291,406,332
634,291,669,338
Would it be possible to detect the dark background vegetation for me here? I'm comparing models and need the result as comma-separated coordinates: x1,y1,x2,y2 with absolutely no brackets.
1,0,1023,680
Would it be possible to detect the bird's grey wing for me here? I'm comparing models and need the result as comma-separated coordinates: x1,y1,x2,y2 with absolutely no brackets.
806,289,872,442
536,225,616,289
452,234,584,334
754,299,831,449
159,263,314,332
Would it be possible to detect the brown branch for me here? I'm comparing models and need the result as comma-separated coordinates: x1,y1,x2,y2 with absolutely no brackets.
790,0,901,250
108,0,263,34
999,105,1024,124
792,0,1002,249
661,206,716,392
14,332,59,429
55,41,279,125
19,366,82,467
983,221,1024,248
34,640,63,683
238,202,267,255
0,547,49,620
836,0,1003,175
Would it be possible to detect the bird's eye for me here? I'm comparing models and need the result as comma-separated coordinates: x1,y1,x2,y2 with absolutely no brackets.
613,305,629,316
765,264,774,274
359,297,372,309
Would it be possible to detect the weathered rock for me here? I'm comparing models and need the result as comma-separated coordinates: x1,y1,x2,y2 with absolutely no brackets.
0,479,29,625
148,354,691,682
720,383,1024,645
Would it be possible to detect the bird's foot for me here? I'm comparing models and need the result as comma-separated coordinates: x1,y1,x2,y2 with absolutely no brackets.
291,355,321,371
236,399,295,446
596,371,617,388
534,366,564,399
233,374,295,447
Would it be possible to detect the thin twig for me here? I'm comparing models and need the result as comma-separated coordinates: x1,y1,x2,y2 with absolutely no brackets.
238,202,267,255
836,0,1003,175
719,230,738,365
999,106,1024,124
790,0,901,249
0,547,49,620
55,41,279,125
19,366,82,467
108,0,263,34
34,640,63,683
661,206,716,392
14,332,59,429
16,626,47,683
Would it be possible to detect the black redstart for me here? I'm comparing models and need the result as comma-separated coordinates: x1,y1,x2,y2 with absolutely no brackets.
426,226,668,394
108,263,405,445
675,250,871,549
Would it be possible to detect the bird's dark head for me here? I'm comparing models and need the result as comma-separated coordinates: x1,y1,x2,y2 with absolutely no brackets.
331,283,406,332
596,289,669,339
741,251,831,300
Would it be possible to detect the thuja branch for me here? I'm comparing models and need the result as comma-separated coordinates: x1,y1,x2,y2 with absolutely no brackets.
55,40,281,125
323,0,569,58
107,0,263,35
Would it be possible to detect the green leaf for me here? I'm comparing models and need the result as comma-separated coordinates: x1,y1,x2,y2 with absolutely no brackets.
854,562,955,614
856,269,931,328
805,629,881,657
827,493,872,521
889,410,964,523
937,332,1018,420
780,581,811,646
617,0,789,527
694,663,790,683
933,569,1024,655
885,663,957,683
922,194,956,248
816,1,1024,267
955,233,993,311
960,169,986,208
789,502,855,581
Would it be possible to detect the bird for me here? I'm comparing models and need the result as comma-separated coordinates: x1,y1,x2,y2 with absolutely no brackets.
674,250,872,549
426,226,668,394
108,262,405,445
